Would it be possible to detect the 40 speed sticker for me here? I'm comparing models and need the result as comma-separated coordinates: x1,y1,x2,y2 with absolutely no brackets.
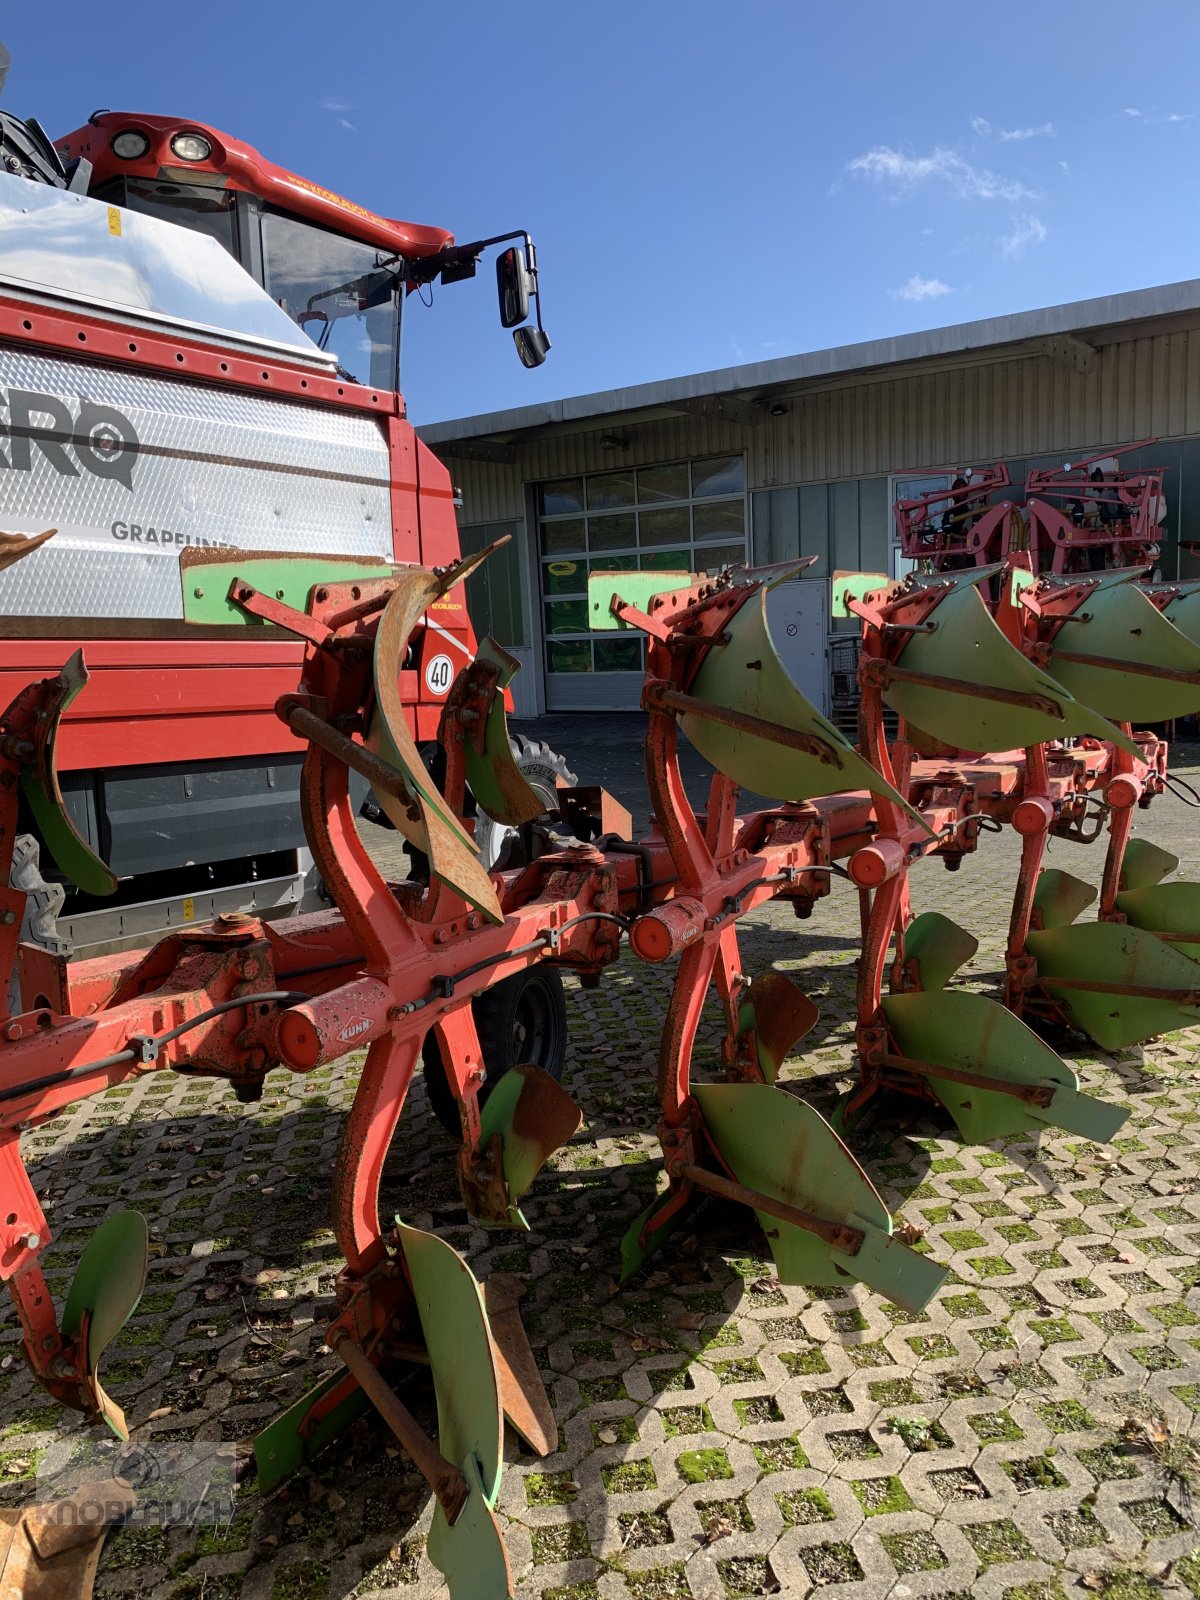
424,653,454,695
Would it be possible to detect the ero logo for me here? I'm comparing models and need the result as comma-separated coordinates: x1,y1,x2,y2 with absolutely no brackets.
0,387,139,491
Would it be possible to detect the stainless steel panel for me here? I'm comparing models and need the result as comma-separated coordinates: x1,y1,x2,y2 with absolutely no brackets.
0,344,393,618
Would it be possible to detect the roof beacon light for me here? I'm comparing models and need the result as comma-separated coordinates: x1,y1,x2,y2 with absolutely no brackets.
170,131,211,162
112,130,150,159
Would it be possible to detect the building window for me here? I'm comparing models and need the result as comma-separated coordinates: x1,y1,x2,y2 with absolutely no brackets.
458,520,528,648
537,456,746,680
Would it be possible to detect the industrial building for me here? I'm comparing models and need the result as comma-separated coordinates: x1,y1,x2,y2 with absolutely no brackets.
419,280,1200,719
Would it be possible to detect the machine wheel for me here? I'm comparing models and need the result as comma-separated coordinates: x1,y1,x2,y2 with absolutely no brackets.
474,737,577,871
422,965,569,1136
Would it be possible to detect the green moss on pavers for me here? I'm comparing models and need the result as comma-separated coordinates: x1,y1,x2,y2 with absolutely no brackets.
778,1347,830,1377
526,1470,580,1506
940,1368,987,1398
1171,1384,1200,1410
1150,1301,1200,1327
661,1404,714,1437
193,1510,253,1557
963,1518,1034,1566
829,1306,869,1334
592,1415,640,1446
975,1323,1018,1351
887,1415,952,1452
803,1384,852,1415
709,1358,762,1385
269,1560,330,1600
699,1496,754,1534
616,1506,673,1549
733,1394,783,1425
800,1542,864,1586
1002,1453,1068,1492
578,1374,627,1406
1036,1399,1094,1432
677,1447,733,1483
930,1156,964,1174
777,1486,834,1525
1029,1316,1081,1344
948,1177,987,1195
532,1521,591,1564
828,1428,881,1460
852,1474,914,1516
1178,1550,1200,1597
0,1446,43,1482
603,1458,657,1494
700,1326,744,1352
869,1378,922,1405
921,1204,955,1224
1055,1217,1093,1238
1002,1582,1067,1600
906,1333,957,1359
1028,1248,1068,1270
544,1584,601,1600
944,1229,987,1251
882,1529,948,1574
942,1291,989,1318
1075,1443,1140,1481
1066,1352,1121,1381
1046,1501,1106,1549
0,1405,59,1441
969,1408,1024,1443
1089,1309,1145,1336
752,1435,808,1474
624,1566,691,1600
1004,1359,1053,1392
1122,1496,1190,1537
968,1254,1015,1277
102,1524,171,1569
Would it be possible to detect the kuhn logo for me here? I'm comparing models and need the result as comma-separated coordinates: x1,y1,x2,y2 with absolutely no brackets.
0,387,139,491
338,1016,373,1043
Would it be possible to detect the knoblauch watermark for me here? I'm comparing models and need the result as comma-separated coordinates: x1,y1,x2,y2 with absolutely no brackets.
34,1436,238,1528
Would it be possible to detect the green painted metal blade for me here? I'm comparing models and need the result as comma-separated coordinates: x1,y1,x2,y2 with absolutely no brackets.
1116,882,1200,960
395,1218,503,1505
61,1210,148,1371
903,912,978,990
180,550,394,625
475,1065,583,1226
736,971,819,1084
1163,584,1200,647
620,1186,697,1280
693,1081,945,1311
253,1369,369,1493
426,1452,514,1600
587,569,694,630
60,1209,148,1436
1121,838,1179,891
834,1218,949,1315
19,651,118,897
831,571,889,617
1033,869,1097,930
463,639,543,827
1026,921,1200,1050
882,990,1127,1143
887,579,1139,754
681,587,932,827
368,576,503,923
1046,580,1200,722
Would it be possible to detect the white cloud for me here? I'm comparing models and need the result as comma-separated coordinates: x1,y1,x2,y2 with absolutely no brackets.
319,97,352,112
1125,106,1193,122
1001,213,1047,256
971,116,992,137
889,275,954,302
849,145,1037,202
1059,160,1071,175
339,118,356,131
999,122,1055,141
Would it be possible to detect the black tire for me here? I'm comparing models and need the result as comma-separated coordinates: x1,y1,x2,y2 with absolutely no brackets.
474,736,577,871
421,965,568,1135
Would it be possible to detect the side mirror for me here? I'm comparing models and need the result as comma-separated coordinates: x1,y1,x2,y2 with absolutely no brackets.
496,246,532,329
514,326,551,368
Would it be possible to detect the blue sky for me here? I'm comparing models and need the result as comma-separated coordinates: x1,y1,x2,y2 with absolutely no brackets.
5,3,1200,423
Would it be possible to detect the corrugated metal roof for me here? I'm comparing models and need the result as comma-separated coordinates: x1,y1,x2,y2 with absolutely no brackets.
419,278,1200,445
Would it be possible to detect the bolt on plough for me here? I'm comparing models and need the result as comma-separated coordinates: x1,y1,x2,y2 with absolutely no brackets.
1,499,1199,1594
